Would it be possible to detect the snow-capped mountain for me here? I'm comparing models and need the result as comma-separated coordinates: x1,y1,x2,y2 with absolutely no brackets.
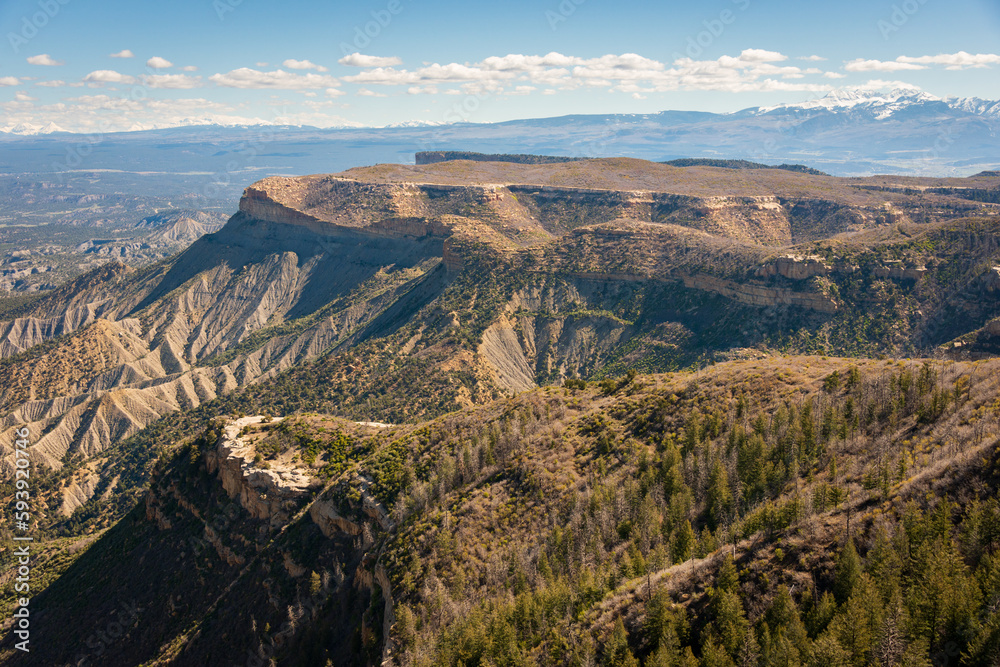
945,96,1000,117
383,120,449,129
1,121,68,135
0,87,997,177
755,87,1000,119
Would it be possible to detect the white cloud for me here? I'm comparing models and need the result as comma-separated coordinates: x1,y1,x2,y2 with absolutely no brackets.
801,55,827,62
356,88,386,97
736,49,788,63
341,50,829,95
0,77,21,86
844,52,1000,74
2,94,292,133
325,87,344,97
146,56,174,69
141,74,202,89
283,59,329,72
27,54,64,66
209,68,341,89
854,79,923,92
255,62,269,67
36,80,66,87
83,70,136,85
824,72,847,79
109,50,134,59
844,58,926,72
181,65,198,72
338,53,403,68
480,52,584,71
15,91,36,101
897,51,1000,70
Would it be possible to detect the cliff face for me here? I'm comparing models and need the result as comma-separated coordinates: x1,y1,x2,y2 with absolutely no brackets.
682,273,838,313
204,416,315,525
3,161,999,512
17,412,398,666
239,173,898,247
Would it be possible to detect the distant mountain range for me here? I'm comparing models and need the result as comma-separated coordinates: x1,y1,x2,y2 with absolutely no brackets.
1,88,998,178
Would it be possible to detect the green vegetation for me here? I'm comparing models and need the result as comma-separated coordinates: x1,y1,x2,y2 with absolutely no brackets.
372,358,1000,666
661,158,828,176
2,158,1000,664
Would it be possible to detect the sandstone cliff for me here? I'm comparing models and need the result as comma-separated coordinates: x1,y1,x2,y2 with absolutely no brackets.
2,160,997,510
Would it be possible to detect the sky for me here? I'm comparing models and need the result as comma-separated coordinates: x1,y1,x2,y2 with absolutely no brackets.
1,0,999,133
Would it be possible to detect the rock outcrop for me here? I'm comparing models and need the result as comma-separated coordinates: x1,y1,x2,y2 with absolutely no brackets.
756,255,831,280
683,273,838,313
204,416,316,526
987,266,1000,290
310,498,363,537
873,261,928,280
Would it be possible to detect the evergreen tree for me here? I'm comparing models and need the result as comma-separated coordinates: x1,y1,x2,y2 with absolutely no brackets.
809,632,851,667
701,635,738,667
866,525,902,602
907,534,981,653
717,554,739,594
833,539,862,604
761,585,810,663
712,588,750,657
707,459,734,531
602,618,639,667
673,521,695,564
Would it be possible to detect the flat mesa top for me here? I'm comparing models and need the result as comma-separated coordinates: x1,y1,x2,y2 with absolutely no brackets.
312,157,1000,201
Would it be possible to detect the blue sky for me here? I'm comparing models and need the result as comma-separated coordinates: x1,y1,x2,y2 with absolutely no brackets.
1,0,999,132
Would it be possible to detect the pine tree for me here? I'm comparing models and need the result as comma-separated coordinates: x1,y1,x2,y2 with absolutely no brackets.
672,521,695,564
712,588,750,657
875,595,905,667
832,576,881,666
762,585,810,662
866,525,902,602
602,618,639,667
717,554,739,594
810,632,851,667
700,635,737,667
907,534,981,652
707,459,734,531
833,539,862,604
